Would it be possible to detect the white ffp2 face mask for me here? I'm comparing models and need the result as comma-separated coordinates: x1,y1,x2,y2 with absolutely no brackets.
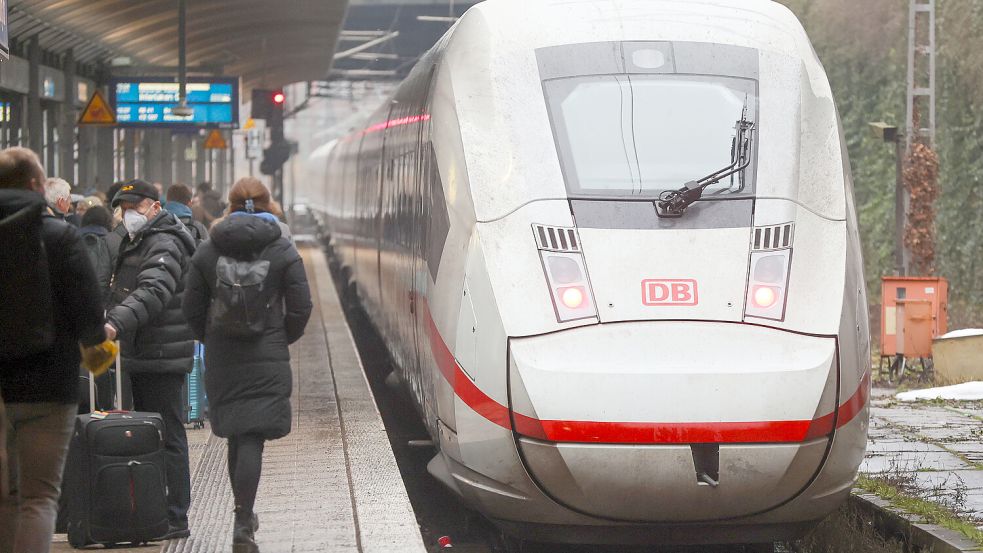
123,210,149,236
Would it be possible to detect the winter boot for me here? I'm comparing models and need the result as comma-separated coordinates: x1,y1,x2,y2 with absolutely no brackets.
232,508,260,553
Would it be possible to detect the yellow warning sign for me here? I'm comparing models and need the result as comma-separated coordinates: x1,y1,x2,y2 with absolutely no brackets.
78,90,116,125
203,129,228,149
243,118,256,130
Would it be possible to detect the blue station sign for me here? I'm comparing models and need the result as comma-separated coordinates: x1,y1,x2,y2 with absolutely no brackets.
109,77,239,129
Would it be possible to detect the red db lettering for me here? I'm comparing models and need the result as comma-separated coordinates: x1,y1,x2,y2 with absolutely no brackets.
672,283,693,303
642,279,698,306
650,283,669,302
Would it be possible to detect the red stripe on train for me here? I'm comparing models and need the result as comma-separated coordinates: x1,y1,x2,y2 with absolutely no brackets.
517,418,812,444
802,370,871,440
425,308,867,444
428,313,513,430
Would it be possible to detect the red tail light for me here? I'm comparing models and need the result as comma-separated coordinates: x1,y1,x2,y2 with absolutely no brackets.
559,286,587,309
752,285,778,308
536,237,597,323
744,249,791,321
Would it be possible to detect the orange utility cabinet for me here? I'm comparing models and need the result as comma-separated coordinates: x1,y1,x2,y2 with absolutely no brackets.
880,276,948,357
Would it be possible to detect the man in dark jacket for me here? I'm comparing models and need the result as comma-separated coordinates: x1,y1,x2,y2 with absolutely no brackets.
0,147,105,553
104,179,195,539
43,177,79,226
163,184,209,243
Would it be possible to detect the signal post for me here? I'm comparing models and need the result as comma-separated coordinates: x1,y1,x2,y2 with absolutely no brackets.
252,88,291,206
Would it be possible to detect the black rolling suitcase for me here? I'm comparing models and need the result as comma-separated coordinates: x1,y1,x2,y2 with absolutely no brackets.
54,368,114,533
63,349,170,548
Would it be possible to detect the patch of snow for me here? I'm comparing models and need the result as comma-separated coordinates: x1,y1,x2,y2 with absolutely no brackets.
939,328,983,339
896,381,983,402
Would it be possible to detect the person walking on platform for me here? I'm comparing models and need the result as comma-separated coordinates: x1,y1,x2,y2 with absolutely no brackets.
79,206,115,302
164,183,209,243
104,181,128,270
0,147,106,553
182,178,312,553
74,196,103,220
43,177,79,226
192,182,223,228
78,205,117,411
104,179,196,540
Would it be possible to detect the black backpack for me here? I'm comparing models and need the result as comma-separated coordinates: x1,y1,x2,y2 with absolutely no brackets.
0,199,55,359
178,215,206,245
206,251,276,339
81,232,113,294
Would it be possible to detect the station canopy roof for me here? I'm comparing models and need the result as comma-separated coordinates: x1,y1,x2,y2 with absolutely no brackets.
7,0,348,93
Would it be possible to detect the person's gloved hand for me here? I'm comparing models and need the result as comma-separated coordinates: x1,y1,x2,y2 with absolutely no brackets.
80,340,118,377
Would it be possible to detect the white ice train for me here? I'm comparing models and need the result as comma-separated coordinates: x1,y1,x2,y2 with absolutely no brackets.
303,0,871,546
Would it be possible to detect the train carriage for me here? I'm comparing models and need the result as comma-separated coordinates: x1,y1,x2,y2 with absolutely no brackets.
304,0,871,546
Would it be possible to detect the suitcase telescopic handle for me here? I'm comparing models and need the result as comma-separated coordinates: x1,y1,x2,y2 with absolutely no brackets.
114,341,123,411
89,341,124,413
88,358,97,413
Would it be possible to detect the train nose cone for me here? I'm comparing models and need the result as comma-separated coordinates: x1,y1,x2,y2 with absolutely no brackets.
507,321,839,521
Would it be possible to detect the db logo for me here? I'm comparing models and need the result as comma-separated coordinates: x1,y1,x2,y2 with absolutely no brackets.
642,279,699,306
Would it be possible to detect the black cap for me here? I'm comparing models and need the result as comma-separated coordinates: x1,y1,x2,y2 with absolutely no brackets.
112,179,158,207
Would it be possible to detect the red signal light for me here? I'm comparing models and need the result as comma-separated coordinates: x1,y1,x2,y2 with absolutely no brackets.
273,92,285,104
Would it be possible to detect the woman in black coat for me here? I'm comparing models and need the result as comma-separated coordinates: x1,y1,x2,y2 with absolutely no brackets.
181,178,312,553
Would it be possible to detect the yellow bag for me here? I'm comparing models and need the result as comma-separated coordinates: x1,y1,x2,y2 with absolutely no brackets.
80,340,119,377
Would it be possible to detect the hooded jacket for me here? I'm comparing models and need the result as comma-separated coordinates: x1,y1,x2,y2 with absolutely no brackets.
182,214,312,439
164,200,209,243
107,210,196,374
0,189,105,403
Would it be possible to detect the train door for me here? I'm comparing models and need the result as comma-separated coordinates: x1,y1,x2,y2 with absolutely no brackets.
376,102,395,321
369,105,393,317
338,143,354,270
351,133,368,289
404,122,423,417
396,123,416,381
410,65,441,436
412,142,444,436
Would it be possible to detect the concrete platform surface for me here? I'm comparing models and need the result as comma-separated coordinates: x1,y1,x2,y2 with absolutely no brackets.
53,246,425,553
862,387,983,523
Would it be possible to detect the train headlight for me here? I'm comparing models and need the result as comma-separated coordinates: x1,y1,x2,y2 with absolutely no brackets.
753,254,787,283
547,255,583,284
744,249,791,321
534,225,598,323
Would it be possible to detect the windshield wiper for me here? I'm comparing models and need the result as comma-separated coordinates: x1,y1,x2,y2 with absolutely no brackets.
655,106,755,219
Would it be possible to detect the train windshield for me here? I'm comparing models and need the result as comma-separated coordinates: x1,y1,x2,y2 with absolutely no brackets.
545,74,758,198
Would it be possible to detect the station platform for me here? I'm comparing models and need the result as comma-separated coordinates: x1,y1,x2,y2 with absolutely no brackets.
860,386,983,537
54,246,425,553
